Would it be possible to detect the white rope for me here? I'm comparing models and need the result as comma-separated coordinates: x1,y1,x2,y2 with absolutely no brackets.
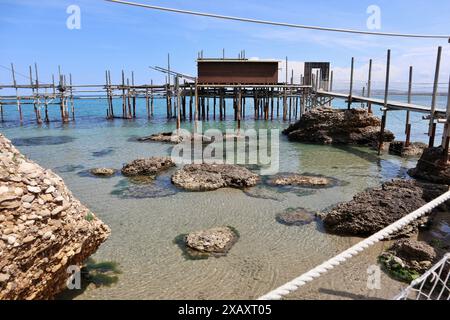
258,189,450,300
104,0,450,40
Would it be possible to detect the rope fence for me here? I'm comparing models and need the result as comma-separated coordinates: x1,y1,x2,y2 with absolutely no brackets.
258,189,450,300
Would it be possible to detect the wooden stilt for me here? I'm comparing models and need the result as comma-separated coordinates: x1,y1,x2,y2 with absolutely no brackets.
348,57,354,110
429,46,442,147
405,66,413,147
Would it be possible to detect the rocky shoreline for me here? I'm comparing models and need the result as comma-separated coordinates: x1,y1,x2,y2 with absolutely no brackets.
0,134,110,299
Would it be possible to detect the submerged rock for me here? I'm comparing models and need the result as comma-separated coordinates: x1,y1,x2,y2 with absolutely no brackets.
0,133,110,299
408,146,450,184
321,179,449,238
121,157,175,177
283,107,395,146
389,141,427,157
171,163,259,191
379,239,438,282
184,226,238,257
276,207,316,226
138,132,184,144
90,168,116,177
268,173,332,188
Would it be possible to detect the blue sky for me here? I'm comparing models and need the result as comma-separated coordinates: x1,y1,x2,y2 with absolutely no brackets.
0,0,449,91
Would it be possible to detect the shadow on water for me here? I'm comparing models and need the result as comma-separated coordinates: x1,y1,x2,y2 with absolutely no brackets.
56,258,121,300
317,288,384,300
11,135,75,146
54,164,85,173
91,147,115,158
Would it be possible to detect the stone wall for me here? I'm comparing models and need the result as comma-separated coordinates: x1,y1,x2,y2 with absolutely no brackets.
0,134,110,299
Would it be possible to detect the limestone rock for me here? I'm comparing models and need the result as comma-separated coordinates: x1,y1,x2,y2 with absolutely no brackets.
268,173,332,188
389,141,427,157
276,208,316,226
321,179,449,238
0,133,110,300
379,239,438,282
283,107,395,146
137,132,184,144
121,157,175,177
89,168,116,177
185,226,238,256
408,146,450,184
171,163,259,191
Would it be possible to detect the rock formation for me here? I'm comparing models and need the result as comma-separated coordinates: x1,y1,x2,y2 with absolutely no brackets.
121,157,175,177
276,207,316,226
321,179,449,238
0,134,110,299
408,146,450,184
184,226,238,257
268,173,333,188
89,168,116,177
171,163,259,191
137,132,184,144
283,107,395,146
379,239,438,282
389,141,428,157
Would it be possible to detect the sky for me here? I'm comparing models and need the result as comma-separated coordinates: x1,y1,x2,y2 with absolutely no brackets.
0,0,449,92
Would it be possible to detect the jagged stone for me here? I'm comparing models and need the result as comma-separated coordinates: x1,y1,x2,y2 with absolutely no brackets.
0,133,110,300
389,141,428,157
171,163,259,191
89,168,116,177
121,157,175,177
408,146,450,184
321,179,449,238
185,226,238,256
283,107,395,146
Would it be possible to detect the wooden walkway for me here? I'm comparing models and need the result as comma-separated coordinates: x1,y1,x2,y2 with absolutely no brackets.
315,90,447,117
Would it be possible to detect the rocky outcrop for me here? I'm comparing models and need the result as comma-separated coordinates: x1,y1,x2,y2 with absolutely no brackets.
283,107,395,146
121,157,175,177
321,179,449,238
184,226,238,257
268,173,333,188
379,239,438,282
89,168,116,177
0,134,110,299
408,147,450,184
171,164,259,191
138,132,184,144
389,141,427,157
276,207,316,226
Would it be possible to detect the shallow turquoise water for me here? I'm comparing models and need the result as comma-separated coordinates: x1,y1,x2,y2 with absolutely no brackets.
0,95,444,299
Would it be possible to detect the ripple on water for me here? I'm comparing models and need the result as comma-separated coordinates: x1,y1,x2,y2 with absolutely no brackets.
11,135,75,146
91,147,115,157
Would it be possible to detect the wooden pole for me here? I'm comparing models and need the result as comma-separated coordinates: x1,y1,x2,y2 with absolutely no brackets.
405,66,413,147
151,79,154,117
11,63,22,123
69,73,75,121
378,50,391,155
121,70,126,118
367,59,372,113
131,71,136,118
442,75,450,151
176,76,181,133
429,46,442,148
237,87,242,133
348,57,354,110
283,56,288,121
194,79,198,134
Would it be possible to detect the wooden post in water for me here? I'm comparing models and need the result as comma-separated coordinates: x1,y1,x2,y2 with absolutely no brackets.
405,66,413,147
429,46,442,148
121,70,126,118
194,79,198,134
69,73,75,121
237,88,242,134
348,57,354,110
0,102,3,122
151,79,154,117
443,75,450,161
176,76,181,133
132,71,136,118
11,63,22,123
367,59,372,113
379,50,391,155
283,57,288,121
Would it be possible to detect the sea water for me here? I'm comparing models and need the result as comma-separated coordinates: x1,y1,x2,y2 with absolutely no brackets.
0,95,447,299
